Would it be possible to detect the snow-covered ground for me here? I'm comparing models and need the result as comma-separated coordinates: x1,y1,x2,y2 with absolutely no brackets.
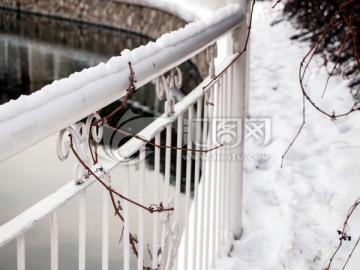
215,2,360,270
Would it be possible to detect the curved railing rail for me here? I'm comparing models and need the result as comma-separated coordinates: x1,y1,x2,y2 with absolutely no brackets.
0,2,250,270
0,4,243,163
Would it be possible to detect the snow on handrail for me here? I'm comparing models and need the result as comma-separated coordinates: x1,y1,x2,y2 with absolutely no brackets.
0,4,244,163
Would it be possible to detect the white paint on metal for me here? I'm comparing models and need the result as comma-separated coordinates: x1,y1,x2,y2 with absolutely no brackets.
17,234,25,270
203,87,214,270
79,190,87,270
156,67,182,116
152,134,161,269
192,98,203,270
102,174,110,270
51,210,59,270
183,105,194,269
137,147,145,270
57,113,103,184
123,163,130,270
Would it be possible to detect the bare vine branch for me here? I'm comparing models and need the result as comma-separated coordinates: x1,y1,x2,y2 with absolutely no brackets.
279,0,360,165
342,235,360,270
326,197,360,269
69,135,174,213
271,1,360,268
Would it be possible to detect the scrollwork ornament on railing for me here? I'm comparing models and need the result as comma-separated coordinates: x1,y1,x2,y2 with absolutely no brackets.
156,67,183,117
207,42,218,78
56,113,103,184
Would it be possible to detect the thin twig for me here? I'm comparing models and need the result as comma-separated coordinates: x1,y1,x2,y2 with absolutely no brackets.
342,236,360,270
104,123,223,154
272,0,282,9
281,96,305,168
327,240,343,270
322,30,350,98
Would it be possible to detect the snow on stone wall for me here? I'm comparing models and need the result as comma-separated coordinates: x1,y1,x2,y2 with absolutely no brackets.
0,0,186,39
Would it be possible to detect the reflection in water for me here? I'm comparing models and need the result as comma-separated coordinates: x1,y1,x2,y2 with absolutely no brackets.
0,9,151,104
0,9,202,270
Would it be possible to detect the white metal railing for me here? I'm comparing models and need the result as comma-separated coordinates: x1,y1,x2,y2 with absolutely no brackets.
0,2,250,270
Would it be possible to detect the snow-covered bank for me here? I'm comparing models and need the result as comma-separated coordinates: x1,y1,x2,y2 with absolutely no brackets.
214,2,360,269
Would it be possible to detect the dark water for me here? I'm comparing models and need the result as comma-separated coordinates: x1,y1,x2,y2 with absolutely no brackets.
0,9,200,270
0,9,152,104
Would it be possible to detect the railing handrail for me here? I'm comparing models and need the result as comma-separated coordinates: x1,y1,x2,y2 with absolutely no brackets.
0,53,238,248
0,4,244,163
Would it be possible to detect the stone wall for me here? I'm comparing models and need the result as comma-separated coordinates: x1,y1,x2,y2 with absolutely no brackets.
0,0,187,39
0,0,209,78
0,10,150,56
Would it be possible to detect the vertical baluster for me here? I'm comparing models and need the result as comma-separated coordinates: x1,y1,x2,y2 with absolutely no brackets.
51,210,59,270
17,234,25,270
79,190,86,270
232,21,247,239
173,114,183,269
198,94,209,270
203,87,214,270
164,124,172,207
175,115,183,223
215,76,223,256
138,147,146,270
220,82,225,241
102,174,109,270
220,71,227,246
124,162,130,270
245,7,251,118
225,66,233,240
192,98,203,270
210,82,219,267
152,133,161,269
184,106,194,269
159,124,172,268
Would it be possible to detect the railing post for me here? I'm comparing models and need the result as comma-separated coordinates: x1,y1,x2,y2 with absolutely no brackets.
17,234,25,270
229,0,249,239
102,174,110,270
51,210,59,270
79,190,87,270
